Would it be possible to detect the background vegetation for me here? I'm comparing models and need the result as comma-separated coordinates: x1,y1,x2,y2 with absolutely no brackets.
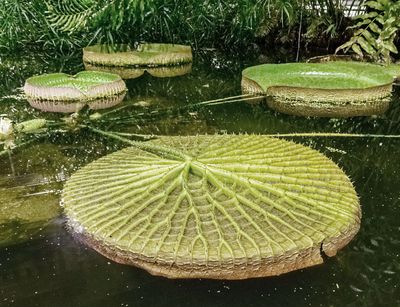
0,0,399,61
0,0,371,54
336,0,400,63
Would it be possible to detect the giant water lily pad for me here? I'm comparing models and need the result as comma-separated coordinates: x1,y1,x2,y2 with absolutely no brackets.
24,71,127,113
63,135,360,279
242,62,394,117
83,44,192,79
386,64,400,83
307,55,400,84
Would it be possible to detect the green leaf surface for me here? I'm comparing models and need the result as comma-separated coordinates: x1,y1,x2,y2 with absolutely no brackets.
62,135,361,279
46,0,98,32
24,71,122,92
381,41,398,54
23,71,127,112
357,37,376,54
83,43,193,68
365,1,385,10
352,43,364,57
368,22,381,34
241,62,393,92
385,64,400,79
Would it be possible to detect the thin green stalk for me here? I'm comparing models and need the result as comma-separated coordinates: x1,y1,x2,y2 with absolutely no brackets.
107,131,155,140
97,95,264,125
83,127,400,158
95,105,131,118
8,150,15,176
84,125,190,161
198,96,265,105
45,121,66,128
0,138,40,158
193,94,255,106
266,133,400,138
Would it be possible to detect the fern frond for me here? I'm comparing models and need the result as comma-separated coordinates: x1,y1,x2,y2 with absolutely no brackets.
336,0,400,63
46,0,99,32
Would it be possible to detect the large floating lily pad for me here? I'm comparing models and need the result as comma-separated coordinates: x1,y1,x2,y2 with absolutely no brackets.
242,62,394,117
24,71,127,113
307,55,400,84
83,44,193,79
63,135,360,280
386,64,400,83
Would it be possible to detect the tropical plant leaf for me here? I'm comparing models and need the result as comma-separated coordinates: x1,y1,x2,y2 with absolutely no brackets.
365,1,385,10
357,37,375,54
62,135,361,279
362,30,378,48
368,22,381,34
337,0,400,63
46,0,99,32
381,41,398,54
351,43,363,57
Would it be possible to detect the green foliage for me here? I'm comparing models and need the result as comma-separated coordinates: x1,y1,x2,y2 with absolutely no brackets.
0,0,368,52
0,0,93,52
305,0,343,41
44,0,276,48
0,0,45,50
46,0,99,33
336,0,400,63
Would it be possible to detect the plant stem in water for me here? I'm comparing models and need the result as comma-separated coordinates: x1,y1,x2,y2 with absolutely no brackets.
267,133,400,138
84,125,190,161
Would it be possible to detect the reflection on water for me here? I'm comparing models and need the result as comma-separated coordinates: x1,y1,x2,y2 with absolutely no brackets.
84,62,192,79
27,92,127,113
0,51,399,306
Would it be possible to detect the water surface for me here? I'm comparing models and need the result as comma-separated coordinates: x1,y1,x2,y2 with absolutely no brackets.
0,51,399,306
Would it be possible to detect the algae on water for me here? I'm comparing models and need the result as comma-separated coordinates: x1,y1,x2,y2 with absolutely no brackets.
0,186,60,247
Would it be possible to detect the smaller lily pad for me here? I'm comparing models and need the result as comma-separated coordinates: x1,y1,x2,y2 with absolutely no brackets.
242,62,394,117
84,62,192,79
83,44,192,79
24,71,127,113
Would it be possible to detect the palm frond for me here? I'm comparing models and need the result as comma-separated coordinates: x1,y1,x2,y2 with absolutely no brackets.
46,0,99,32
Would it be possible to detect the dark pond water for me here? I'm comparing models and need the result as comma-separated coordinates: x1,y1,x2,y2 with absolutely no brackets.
0,50,399,307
